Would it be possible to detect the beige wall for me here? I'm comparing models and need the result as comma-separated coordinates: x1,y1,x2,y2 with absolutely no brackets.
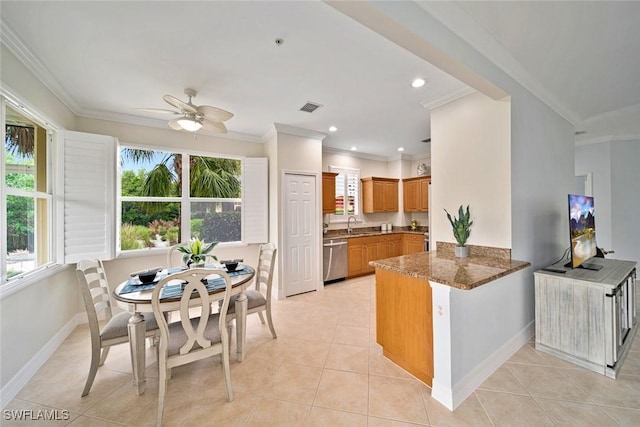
431,92,511,248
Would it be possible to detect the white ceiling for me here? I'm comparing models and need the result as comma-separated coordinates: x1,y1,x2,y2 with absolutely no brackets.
1,1,638,157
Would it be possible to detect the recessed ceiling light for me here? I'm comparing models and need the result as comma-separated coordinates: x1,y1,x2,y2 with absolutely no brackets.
411,78,426,88
397,147,405,152
329,126,338,132
350,146,357,151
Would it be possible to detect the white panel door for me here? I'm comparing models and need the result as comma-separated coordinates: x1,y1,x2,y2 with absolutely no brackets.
283,173,318,297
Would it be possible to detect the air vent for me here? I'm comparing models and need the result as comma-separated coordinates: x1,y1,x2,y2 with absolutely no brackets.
421,138,431,143
575,130,587,136
299,102,323,113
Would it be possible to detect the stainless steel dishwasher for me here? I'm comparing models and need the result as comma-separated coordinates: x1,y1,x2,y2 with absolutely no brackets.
323,238,348,284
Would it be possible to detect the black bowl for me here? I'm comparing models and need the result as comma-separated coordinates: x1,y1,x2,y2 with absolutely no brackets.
138,270,159,284
221,259,243,272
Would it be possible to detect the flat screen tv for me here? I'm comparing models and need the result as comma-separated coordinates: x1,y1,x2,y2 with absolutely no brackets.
566,194,602,270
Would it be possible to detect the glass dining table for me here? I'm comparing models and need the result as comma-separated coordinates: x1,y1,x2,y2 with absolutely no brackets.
112,265,255,395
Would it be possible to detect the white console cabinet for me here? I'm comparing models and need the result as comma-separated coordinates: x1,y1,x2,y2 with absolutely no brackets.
534,258,636,378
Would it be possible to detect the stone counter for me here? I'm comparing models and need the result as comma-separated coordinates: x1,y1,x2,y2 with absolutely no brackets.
369,242,530,290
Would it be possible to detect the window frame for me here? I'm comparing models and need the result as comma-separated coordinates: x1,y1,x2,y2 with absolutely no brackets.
328,165,360,222
118,144,245,252
1,94,59,288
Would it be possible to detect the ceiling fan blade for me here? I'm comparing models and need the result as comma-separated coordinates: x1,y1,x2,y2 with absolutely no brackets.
163,95,197,114
197,105,234,122
134,107,179,115
201,119,227,133
167,118,183,130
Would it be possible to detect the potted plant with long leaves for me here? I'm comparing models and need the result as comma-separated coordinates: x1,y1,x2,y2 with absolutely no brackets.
444,205,473,257
177,237,219,267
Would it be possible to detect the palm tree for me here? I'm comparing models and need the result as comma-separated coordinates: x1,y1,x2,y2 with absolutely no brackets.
121,148,241,205
5,124,35,157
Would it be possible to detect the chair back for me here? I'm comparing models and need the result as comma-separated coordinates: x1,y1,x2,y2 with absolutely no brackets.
254,243,277,300
76,259,113,341
152,268,232,357
166,242,189,268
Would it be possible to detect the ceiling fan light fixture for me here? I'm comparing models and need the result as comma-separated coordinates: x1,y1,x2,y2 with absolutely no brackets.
177,117,203,132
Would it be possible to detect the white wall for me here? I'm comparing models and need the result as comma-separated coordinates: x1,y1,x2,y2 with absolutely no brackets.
1,47,79,392
611,141,640,264
431,92,511,249
576,140,640,264
271,130,323,297
575,142,613,251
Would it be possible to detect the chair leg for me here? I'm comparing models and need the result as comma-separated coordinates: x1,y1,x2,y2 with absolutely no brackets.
82,342,102,397
157,361,168,427
257,311,266,324
226,322,233,354
98,346,110,366
221,334,234,402
265,309,277,339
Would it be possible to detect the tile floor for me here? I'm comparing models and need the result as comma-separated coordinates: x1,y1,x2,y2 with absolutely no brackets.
5,275,640,426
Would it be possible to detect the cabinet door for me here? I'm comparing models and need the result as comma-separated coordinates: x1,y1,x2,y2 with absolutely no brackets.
403,180,419,212
378,241,391,260
348,243,364,277
364,243,378,273
418,178,429,212
403,234,425,254
322,172,338,214
372,181,385,212
383,181,398,212
390,236,403,257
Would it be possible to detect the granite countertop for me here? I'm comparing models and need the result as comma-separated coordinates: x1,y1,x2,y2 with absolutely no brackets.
369,243,530,290
324,227,427,240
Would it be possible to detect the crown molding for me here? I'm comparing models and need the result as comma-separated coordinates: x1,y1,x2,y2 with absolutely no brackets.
576,134,640,147
322,146,425,162
421,86,477,110
416,2,582,126
273,123,327,141
0,20,81,115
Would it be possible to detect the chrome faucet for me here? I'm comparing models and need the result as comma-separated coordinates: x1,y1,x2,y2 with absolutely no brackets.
347,215,358,234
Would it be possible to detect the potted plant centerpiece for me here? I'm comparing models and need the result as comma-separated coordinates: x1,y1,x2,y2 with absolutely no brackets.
444,205,473,257
177,237,219,268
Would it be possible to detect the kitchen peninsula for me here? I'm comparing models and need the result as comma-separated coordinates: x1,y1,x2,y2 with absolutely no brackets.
370,242,530,410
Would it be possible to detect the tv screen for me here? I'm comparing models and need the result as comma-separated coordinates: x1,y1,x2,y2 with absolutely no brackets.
567,194,600,270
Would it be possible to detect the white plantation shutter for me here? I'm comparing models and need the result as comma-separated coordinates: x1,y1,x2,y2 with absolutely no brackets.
242,157,268,243
59,131,117,263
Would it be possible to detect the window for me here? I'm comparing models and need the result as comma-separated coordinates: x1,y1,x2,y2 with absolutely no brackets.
2,101,54,283
120,147,242,250
329,166,360,219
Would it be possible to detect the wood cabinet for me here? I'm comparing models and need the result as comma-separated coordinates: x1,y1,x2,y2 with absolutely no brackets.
347,233,423,278
376,268,433,385
361,177,399,213
534,259,637,378
347,235,380,277
322,172,338,214
402,176,430,212
403,233,425,254
390,234,403,257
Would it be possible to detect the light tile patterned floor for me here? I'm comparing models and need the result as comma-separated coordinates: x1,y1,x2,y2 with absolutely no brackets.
5,275,640,426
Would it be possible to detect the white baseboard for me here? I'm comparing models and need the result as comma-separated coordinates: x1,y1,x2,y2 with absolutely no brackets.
0,315,80,410
432,320,535,411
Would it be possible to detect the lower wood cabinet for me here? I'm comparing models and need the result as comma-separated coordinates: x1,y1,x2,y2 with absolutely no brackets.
347,233,423,278
403,233,425,254
376,268,433,385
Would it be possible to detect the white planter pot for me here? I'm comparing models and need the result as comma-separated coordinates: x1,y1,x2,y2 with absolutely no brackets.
455,246,469,258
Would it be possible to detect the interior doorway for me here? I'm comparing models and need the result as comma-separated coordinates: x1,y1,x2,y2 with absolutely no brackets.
282,172,319,297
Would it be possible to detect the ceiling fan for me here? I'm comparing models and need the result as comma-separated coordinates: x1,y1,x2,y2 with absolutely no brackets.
137,88,233,133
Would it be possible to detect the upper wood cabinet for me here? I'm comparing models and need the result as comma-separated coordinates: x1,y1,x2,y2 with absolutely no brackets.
322,172,338,214
361,177,399,213
402,176,430,212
